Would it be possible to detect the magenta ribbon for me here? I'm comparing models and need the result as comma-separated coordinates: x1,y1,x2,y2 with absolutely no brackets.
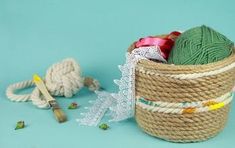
134,31,181,59
135,37,169,48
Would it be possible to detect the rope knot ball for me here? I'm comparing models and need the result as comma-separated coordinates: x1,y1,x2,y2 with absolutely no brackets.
168,25,234,65
45,58,84,98
6,58,100,108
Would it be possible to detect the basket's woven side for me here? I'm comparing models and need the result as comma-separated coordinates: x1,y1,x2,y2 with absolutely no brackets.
135,104,230,142
130,36,235,142
135,68,235,102
134,62,235,142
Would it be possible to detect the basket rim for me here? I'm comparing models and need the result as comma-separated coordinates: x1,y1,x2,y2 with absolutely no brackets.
128,35,235,74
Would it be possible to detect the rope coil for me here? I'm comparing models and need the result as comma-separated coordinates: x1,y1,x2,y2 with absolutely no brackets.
136,92,233,114
6,58,100,108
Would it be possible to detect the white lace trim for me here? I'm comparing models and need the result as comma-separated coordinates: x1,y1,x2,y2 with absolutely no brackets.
76,91,114,126
77,46,165,126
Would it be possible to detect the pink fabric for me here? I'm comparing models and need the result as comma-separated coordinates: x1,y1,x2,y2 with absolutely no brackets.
134,31,181,59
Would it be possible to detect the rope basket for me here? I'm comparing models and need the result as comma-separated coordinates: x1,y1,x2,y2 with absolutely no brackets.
128,35,235,142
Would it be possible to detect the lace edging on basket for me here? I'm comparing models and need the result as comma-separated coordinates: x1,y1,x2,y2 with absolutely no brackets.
76,46,165,126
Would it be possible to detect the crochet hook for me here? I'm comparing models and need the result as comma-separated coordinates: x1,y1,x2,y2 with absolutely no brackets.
33,74,67,123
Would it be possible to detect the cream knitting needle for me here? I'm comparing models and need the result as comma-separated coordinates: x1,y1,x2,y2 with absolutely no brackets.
33,74,67,123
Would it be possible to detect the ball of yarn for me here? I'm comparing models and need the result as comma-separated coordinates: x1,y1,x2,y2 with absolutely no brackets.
168,25,234,65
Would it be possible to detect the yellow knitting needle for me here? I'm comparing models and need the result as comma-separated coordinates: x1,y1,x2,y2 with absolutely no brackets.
33,74,67,123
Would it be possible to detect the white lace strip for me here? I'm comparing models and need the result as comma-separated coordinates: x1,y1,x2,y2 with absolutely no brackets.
76,46,165,126
76,91,114,126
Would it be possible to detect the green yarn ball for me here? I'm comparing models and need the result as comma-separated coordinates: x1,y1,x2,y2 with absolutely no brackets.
168,25,234,65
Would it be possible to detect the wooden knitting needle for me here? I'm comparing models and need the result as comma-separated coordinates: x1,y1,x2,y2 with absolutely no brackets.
33,74,67,123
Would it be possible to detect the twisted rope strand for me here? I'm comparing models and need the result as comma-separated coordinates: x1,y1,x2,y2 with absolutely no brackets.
136,93,232,114
136,61,235,80
136,92,231,109
6,58,100,108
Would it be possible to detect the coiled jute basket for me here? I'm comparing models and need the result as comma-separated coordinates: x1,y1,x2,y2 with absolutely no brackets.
128,35,235,143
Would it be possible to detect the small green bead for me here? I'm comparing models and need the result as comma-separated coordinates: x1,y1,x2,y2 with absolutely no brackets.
15,121,25,130
68,102,78,109
99,123,109,130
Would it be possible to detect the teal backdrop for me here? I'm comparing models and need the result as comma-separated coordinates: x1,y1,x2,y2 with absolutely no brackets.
0,0,234,147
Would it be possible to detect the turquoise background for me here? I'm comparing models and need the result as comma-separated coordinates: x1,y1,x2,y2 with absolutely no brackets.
0,0,235,147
